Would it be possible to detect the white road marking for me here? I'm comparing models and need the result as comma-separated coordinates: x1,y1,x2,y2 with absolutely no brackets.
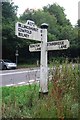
6,84,15,87
0,69,40,76
29,80,35,82
5,79,40,87
18,82,25,85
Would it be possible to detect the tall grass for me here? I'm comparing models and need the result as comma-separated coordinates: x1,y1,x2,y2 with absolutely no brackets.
1,61,79,119
49,62,79,118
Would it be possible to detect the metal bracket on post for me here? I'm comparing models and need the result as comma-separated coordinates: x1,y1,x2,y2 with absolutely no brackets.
39,23,48,97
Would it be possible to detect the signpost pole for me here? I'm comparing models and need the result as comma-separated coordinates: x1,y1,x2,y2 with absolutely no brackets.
15,49,19,65
39,23,48,95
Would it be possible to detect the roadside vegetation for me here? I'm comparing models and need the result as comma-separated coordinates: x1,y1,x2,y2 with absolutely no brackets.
1,61,79,119
17,57,80,69
17,63,37,69
2,2,80,63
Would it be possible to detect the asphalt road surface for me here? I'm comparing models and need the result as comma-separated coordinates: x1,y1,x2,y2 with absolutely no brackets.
0,64,77,87
0,68,40,87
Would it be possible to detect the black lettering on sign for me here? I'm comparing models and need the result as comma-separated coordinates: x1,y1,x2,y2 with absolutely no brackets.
36,44,40,47
24,33,29,37
18,32,29,38
18,23,24,28
18,28,24,32
18,32,23,37
60,45,67,49
62,41,64,45
18,28,32,34
18,23,21,27
18,23,38,32
36,47,41,50
27,21,35,27
47,41,64,46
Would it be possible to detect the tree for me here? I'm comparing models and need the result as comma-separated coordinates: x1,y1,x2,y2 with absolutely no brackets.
2,2,79,63
43,3,71,26
18,3,79,59
2,1,18,60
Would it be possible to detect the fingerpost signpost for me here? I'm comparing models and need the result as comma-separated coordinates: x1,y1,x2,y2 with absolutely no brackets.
15,20,70,95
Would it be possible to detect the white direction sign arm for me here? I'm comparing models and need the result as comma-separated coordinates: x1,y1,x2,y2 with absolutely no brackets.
15,22,42,41
29,43,41,52
29,40,70,52
47,39,69,51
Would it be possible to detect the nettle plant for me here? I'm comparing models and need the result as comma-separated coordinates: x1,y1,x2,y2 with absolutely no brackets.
49,61,79,118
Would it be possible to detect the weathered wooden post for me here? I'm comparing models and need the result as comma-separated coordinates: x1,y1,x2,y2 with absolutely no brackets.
39,23,48,95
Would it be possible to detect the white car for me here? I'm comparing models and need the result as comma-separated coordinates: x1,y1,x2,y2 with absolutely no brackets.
0,59,17,70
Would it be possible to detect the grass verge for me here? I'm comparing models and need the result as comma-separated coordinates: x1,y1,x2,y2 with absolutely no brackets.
17,64,38,69
1,62,79,119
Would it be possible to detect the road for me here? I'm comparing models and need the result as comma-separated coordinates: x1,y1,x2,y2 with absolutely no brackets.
1,64,78,87
0,68,40,87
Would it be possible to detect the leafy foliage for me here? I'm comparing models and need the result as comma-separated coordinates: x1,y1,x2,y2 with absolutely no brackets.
2,2,79,62
2,2,18,60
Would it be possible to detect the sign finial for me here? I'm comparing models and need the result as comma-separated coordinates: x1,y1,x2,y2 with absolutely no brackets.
41,23,48,29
